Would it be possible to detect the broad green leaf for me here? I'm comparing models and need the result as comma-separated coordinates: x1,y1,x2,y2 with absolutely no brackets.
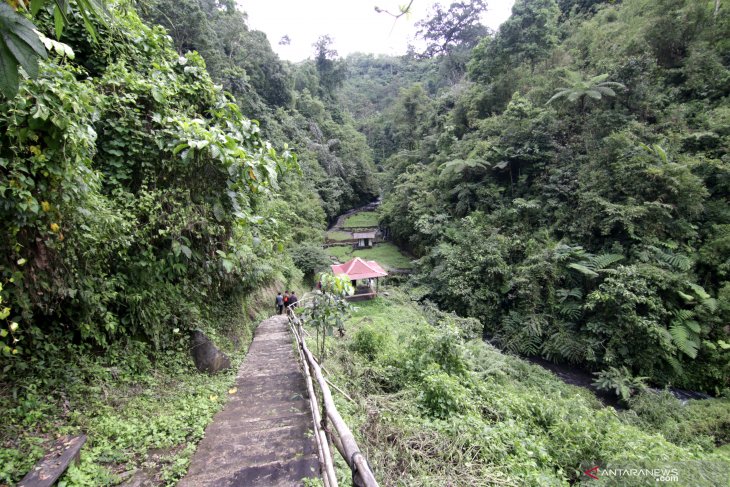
54,5,64,39
0,3,47,98
31,0,48,16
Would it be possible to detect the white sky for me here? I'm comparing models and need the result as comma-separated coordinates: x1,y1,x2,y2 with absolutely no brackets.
238,0,516,62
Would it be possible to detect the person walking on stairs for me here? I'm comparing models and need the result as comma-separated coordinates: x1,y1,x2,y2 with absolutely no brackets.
286,291,298,317
275,292,284,315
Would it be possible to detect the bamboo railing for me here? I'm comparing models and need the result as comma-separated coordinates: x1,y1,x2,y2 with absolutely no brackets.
286,298,379,487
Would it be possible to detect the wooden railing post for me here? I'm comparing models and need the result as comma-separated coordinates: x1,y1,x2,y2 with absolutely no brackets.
287,298,379,487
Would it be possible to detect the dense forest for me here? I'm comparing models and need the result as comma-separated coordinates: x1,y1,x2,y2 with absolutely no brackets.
0,0,728,484
348,0,730,394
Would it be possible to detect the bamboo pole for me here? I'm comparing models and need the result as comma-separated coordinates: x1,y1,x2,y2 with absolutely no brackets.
300,342,379,487
289,298,378,487
325,377,355,404
289,318,338,487
289,321,329,487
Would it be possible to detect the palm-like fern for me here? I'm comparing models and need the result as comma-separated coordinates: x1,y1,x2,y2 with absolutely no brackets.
669,309,700,358
640,245,692,271
567,253,624,278
547,72,625,111
439,158,489,181
556,288,583,320
496,311,544,356
542,326,587,364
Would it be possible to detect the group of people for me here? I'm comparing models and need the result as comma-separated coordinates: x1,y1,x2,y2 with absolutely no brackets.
275,290,298,315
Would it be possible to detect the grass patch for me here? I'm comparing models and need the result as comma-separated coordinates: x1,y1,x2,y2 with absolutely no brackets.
0,342,246,485
325,243,413,270
325,245,353,262
325,230,353,241
319,287,730,486
342,211,379,228
353,243,414,269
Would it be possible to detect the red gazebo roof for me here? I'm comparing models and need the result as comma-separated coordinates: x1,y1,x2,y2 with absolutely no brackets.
331,257,388,280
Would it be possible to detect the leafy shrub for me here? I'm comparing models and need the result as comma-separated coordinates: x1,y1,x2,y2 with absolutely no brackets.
626,390,730,450
290,244,332,278
419,364,472,419
350,325,388,361
592,366,648,401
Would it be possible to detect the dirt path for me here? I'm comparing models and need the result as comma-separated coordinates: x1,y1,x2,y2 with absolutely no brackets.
179,315,319,486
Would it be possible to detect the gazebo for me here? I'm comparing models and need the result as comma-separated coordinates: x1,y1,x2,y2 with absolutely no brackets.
330,257,388,300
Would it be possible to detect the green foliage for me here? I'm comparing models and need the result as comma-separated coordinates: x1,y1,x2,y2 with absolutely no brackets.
323,288,730,486
626,390,730,450
301,273,353,362
0,1,306,377
0,331,252,484
416,0,487,58
290,243,331,278
0,2,47,98
325,230,352,241
0,0,107,98
592,366,648,401
313,35,346,97
546,71,626,109
419,363,472,418
367,0,730,391
350,324,388,361
139,0,378,224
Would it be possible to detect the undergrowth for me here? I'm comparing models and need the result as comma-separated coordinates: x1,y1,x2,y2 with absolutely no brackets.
0,283,290,485
321,287,730,486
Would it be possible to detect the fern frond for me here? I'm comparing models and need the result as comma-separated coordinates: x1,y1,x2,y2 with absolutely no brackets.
700,298,718,313
568,263,599,278
685,320,701,334
669,323,699,358
546,89,571,104
589,253,624,270
558,302,582,320
688,283,710,300
648,245,692,271
665,355,686,379
542,330,586,363
598,86,617,97
673,309,693,322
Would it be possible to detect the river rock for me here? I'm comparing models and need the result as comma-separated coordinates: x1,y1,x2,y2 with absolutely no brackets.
190,330,231,374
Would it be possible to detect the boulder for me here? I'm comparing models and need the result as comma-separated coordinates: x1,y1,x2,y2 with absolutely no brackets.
190,330,231,374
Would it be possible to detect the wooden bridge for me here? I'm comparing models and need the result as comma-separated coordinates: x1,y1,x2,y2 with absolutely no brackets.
180,305,378,486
